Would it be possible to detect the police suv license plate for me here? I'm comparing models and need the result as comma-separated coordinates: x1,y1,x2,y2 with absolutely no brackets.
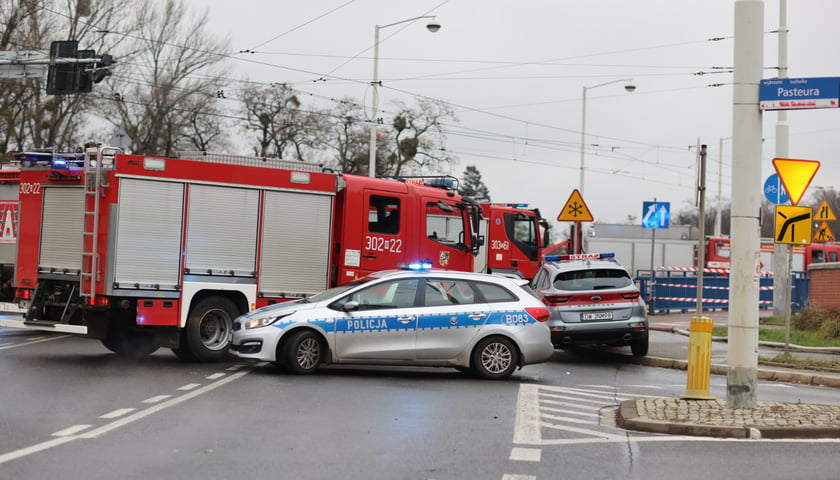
581,312,613,321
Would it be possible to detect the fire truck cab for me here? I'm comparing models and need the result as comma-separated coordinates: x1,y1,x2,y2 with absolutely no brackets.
5,148,483,362
476,203,550,280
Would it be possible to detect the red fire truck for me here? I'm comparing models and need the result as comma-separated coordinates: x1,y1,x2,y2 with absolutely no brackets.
476,203,549,280
703,236,840,271
2,147,484,361
0,166,20,302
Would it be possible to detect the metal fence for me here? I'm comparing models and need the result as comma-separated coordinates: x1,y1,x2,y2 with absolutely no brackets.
634,267,810,315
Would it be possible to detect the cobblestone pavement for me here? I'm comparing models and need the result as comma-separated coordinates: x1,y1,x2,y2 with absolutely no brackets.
619,397,840,439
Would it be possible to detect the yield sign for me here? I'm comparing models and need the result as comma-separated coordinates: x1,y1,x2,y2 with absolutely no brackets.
772,157,820,205
557,189,594,222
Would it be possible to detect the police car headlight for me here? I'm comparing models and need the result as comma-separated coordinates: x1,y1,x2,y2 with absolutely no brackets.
244,312,292,329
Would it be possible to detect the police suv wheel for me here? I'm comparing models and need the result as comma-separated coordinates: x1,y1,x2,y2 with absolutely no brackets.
281,330,325,375
471,336,518,379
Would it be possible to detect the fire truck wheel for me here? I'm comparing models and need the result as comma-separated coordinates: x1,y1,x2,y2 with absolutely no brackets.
280,330,325,375
630,331,649,357
185,297,238,362
470,336,518,380
101,331,159,358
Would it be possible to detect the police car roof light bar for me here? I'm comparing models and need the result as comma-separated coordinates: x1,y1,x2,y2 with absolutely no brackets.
544,252,615,262
400,261,433,271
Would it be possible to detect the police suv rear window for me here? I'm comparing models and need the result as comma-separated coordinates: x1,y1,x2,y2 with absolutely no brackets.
552,269,631,291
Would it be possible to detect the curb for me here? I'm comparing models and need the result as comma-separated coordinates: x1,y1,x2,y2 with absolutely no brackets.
617,399,840,439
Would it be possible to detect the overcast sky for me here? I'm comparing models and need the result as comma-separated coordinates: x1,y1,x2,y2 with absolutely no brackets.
190,0,840,231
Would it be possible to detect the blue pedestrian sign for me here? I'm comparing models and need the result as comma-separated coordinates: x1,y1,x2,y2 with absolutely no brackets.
760,77,840,111
642,201,670,229
763,173,789,205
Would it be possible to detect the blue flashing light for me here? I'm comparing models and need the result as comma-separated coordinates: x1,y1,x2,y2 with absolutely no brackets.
400,261,433,271
506,203,529,208
52,158,67,168
543,255,561,262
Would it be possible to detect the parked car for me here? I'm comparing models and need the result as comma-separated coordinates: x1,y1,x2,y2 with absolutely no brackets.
531,253,649,356
230,265,553,379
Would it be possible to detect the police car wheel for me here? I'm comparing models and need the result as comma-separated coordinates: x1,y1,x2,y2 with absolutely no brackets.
630,331,649,357
282,330,324,375
471,336,518,379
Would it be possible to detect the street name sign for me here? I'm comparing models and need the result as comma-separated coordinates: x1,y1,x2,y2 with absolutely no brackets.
760,77,840,111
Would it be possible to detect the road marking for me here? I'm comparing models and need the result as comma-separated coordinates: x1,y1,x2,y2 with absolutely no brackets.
501,475,535,480
509,447,541,462
0,335,71,350
177,383,201,391
0,368,251,466
206,373,226,380
512,383,541,445
52,425,91,437
142,395,172,404
100,408,135,419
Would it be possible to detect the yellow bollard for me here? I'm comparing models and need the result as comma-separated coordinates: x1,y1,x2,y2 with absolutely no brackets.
681,315,716,400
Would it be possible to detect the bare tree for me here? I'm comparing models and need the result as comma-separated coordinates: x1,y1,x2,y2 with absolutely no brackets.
240,82,327,161
0,0,131,154
323,98,369,174
382,97,456,177
94,0,230,156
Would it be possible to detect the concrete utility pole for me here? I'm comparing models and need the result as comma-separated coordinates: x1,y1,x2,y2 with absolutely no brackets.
772,0,790,318
728,0,764,409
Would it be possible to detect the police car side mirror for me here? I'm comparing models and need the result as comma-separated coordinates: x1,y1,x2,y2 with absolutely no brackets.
342,300,360,312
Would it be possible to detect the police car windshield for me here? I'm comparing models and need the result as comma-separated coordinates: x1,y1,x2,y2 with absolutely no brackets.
306,276,378,303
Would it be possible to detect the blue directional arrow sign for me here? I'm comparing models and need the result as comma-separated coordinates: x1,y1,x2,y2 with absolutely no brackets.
642,201,670,229
763,173,789,205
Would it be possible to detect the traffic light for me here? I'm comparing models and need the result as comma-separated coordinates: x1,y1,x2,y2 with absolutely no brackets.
46,40,80,95
46,40,115,95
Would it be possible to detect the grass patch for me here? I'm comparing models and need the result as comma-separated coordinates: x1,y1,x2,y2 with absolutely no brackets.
761,352,840,370
712,326,840,348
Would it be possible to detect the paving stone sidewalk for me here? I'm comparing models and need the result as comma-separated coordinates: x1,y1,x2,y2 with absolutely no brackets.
618,397,840,439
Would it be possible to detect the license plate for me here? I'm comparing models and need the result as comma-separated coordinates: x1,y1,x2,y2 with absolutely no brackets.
581,312,613,321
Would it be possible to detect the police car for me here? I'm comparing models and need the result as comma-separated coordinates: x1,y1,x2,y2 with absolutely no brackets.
531,253,649,356
230,264,553,379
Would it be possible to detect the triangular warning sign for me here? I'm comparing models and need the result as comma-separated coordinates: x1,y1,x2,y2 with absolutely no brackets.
815,200,837,221
814,222,836,243
557,189,594,222
773,157,820,205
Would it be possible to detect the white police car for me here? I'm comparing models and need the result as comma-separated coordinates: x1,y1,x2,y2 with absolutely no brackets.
230,265,553,379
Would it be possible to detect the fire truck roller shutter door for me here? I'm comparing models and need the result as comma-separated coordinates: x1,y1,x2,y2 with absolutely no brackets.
113,179,183,289
260,190,333,296
40,187,85,273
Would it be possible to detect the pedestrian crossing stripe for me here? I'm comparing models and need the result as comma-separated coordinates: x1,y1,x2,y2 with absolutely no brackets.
557,189,594,222
814,222,836,243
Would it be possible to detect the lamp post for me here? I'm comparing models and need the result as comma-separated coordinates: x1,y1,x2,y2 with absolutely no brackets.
575,78,636,253
368,16,440,178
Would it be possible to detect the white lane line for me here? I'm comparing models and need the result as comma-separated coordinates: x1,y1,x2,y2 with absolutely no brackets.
206,373,226,380
52,425,92,437
513,384,542,445
0,368,251,466
541,405,600,417
226,364,245,371
0,335,71,350
142,395,172,404
541,413,598,425
501,474,536,480
100,408,136,419
509,447,541,462
177,383,201,391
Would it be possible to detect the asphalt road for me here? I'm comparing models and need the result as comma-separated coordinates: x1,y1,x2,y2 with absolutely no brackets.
2,329,840,480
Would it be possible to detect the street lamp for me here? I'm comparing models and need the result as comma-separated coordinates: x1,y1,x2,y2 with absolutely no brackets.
574,78,636,253
368,16,440,178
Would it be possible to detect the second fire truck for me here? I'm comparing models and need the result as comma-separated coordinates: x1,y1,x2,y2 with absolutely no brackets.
4,148,484,361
